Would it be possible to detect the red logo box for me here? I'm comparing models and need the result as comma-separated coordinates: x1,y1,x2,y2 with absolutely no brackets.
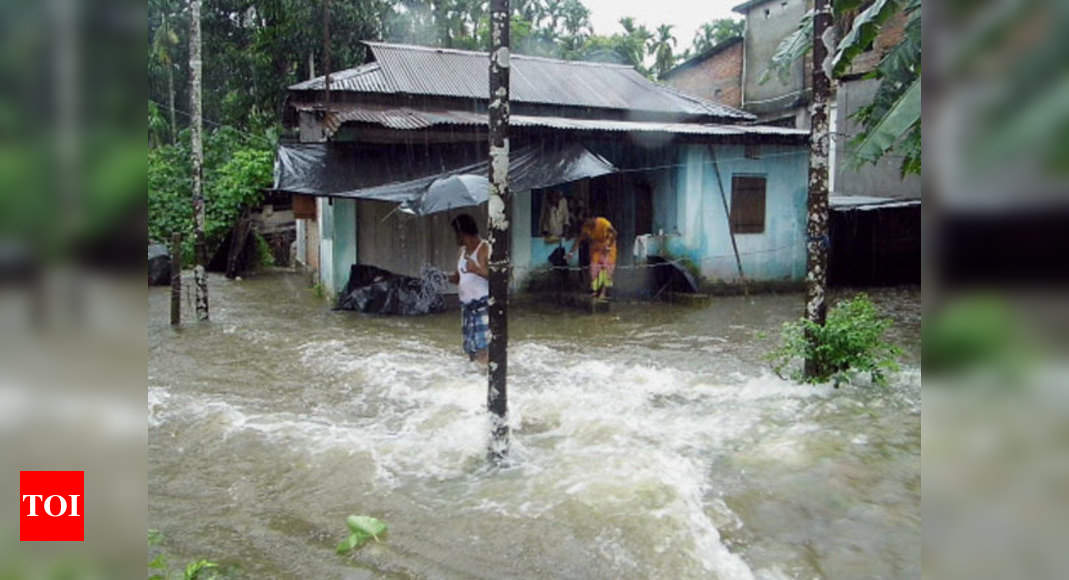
20,471,84,542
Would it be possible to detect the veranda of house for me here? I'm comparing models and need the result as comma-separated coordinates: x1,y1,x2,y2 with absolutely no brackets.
277,42,809,300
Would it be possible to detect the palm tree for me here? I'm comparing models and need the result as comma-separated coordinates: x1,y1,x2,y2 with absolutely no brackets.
513,0,540,24
617,17,652,71
149,0,181,144
648,24,677,80
542,0,564,34
691,19,743,54
560,0,591,54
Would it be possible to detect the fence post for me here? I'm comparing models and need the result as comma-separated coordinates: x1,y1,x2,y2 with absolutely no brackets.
170,232,182,325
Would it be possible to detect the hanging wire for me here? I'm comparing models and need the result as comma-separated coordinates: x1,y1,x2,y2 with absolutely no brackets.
148,98,276,147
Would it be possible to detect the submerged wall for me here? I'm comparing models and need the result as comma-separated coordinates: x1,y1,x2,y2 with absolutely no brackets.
512,142,809,289
654,143,809,283
317,140,808,298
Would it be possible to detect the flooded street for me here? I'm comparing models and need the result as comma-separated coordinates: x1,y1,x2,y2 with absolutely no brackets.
149,272,919,579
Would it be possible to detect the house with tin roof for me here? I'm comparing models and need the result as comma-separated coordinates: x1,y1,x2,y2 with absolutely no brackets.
273,41,811,298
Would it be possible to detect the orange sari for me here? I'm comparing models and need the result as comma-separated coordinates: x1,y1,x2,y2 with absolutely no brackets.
588,217,617,294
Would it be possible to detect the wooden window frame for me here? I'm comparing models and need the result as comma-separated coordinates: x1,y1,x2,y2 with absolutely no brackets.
730,175,766,234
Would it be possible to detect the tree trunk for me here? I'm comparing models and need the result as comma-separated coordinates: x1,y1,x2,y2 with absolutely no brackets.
804,0,833,378
190,0,209,321
168,63,177,145
486,0,511,463
165,13,177,145
323,0,331,109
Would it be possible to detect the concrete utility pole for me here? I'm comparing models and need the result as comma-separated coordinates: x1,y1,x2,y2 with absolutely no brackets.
804,0,833,378
486,0,511,463
190,0,208,321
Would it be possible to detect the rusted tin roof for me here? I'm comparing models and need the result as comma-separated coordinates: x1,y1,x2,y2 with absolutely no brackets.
292,104,806,139
288,62,392,93
289,41,755,122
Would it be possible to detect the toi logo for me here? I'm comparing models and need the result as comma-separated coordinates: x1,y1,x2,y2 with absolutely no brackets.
20,471,84,542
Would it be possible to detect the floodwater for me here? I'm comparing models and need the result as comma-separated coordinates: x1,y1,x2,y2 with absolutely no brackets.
148,272,920,579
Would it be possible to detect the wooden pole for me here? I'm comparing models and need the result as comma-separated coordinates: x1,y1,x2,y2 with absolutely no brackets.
190,0,209,321
708,146,746,284
486,0,510,463
171,233,182,325
804,0,833,378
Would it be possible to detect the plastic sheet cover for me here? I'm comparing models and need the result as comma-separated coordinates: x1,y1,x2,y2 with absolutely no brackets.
273,141,616,215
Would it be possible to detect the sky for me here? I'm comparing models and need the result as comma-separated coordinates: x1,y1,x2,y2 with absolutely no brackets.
580,0,741,56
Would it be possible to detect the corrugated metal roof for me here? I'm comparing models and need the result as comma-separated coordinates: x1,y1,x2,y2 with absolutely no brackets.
289,41,754,122
830,196,921,211
288,62,393,93
303,105,806,139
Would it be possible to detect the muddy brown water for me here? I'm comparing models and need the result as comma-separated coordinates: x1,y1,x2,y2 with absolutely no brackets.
149,272,919,579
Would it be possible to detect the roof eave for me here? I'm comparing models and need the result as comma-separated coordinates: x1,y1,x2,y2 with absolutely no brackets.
732,0,776,15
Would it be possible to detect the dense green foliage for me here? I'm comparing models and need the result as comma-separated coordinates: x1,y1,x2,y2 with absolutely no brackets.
768,294,902,387
148,126,274,266
690,19,744,56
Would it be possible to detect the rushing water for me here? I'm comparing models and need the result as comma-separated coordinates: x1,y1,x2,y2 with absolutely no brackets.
149,272,920,579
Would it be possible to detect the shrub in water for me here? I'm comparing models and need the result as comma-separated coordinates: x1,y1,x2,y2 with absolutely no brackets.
767,294,901,387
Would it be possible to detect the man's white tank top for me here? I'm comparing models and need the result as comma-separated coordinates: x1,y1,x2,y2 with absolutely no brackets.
457,240,489,304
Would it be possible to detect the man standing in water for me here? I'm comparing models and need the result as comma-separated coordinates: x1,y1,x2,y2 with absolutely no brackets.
448,214,490,364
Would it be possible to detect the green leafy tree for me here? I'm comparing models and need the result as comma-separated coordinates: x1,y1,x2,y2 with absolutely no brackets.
648,24,677,80
574,17,654,78
691,18,743,54
558,0,592,56
617,17,653,68
149,0,183,145
148,125,274,265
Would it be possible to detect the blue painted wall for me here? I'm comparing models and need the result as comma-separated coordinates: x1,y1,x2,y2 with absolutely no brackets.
332,198,357,294
511,142,808,287
324,141,808,295
651,143,809,282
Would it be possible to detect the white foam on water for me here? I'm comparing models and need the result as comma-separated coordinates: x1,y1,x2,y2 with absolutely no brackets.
151,331,913,579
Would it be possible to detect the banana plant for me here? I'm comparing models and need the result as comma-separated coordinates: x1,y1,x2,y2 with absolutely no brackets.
763,0,922,176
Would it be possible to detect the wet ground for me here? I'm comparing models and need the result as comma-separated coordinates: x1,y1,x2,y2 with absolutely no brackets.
149,271,920,579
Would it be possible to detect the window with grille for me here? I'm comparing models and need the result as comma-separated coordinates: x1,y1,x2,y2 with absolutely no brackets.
730,175,766,234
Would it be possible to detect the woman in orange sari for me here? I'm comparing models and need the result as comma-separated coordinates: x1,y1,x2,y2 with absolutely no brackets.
568,217,617,299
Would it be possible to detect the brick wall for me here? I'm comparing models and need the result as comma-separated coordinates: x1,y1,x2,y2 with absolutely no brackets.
664,41,744,109
843,10,910,77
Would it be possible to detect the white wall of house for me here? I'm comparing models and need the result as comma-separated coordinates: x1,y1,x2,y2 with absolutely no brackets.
317,197,334,295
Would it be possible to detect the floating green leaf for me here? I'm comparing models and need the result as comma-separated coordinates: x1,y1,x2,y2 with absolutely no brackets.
183,559,218,580
337,515,388,555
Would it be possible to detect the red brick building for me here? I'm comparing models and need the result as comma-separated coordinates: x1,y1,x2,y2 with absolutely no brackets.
660,37,743,109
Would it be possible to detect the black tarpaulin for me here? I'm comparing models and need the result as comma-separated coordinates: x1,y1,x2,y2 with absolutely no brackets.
273,141,616,215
